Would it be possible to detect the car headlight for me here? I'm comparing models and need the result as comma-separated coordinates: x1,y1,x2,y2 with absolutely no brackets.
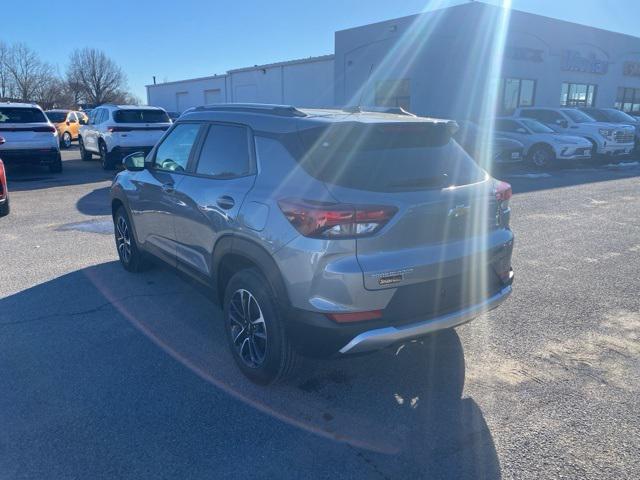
599,128,613,138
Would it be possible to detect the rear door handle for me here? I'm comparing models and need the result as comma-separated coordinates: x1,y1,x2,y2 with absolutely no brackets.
216,195,235,210
161,182,175,193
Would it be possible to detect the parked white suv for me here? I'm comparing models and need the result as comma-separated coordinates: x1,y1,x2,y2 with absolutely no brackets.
494,117,592,167
79,105,171,170
513,107,635,158
0,102,62,172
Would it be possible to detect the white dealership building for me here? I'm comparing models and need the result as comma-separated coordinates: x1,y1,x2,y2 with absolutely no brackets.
147,2,640,119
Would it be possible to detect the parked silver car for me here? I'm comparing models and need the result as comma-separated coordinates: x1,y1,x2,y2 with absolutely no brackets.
494,117,592,167
110,104,515,384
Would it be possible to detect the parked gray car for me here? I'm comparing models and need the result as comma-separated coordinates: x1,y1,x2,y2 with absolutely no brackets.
110,104,515,384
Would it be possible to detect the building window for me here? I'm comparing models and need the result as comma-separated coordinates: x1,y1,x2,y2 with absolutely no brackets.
614,87,640,113
498,78,536,114
560,83,597,107
375,79,410,110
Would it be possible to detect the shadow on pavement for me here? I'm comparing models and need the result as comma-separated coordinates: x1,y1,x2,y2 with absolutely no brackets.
0,261,500,478
493,159,640,195
76,186,111,216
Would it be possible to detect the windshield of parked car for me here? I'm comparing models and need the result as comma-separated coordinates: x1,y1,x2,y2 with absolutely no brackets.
295,122,486,192
562,109,596,123
113,109,170,123
520,118,555,133
602,109,637,123
45,111,68,123
0,107,48,123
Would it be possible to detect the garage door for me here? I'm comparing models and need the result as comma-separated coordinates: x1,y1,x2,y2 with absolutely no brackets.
204,89,221,104
176,92,189,112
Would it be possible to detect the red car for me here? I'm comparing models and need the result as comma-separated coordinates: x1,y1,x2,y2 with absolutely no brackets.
0,137,9,217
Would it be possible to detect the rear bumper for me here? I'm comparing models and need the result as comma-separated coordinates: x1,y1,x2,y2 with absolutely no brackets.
0,148,59,165
339,283,512,354
284,269,514,357
110,146,152,159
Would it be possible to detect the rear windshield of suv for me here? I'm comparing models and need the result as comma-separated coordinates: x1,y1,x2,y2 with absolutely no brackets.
113,109,169,123
45,111,68,123
0,107,48,124
294,122,486,192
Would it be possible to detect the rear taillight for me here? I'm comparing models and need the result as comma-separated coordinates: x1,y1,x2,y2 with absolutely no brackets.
0,160,6,196
107,126,132,133
278,199,397,238
33,126,56,133
494,180,512,228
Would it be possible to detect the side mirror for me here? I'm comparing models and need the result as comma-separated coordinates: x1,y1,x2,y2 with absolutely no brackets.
516,128,528,134
556,119,568,128
0,136,5,145
123,152,146,171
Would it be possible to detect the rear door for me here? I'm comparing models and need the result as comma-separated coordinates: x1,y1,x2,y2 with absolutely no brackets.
173,122,256,277
83,108,103,152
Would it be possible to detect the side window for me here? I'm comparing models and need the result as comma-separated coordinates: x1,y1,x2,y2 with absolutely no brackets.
195,124,252,178
494,119,520,133
154,123,201,172
88,109,97,125
68,112,77,123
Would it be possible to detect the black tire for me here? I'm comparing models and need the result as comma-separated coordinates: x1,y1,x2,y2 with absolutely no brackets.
79,137,92,161
223,268,299,384
527,144,555,169
585,139,602,164
0,197,9,217
60,132,72,149
48,152,63,173
99,140,115,170
114,206,148,272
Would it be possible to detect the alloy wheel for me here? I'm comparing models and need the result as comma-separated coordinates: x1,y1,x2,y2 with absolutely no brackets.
62,132,72,148
115,216,132,263
532,149,548,167
229,289,268,368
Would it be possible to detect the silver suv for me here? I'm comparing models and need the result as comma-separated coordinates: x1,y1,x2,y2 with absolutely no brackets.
110,104,515,384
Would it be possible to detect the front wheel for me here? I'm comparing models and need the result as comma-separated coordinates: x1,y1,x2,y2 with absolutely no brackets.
528,144,555,169
114,207,148,272
0,198,9,217
100,141,115,170
224,269,299,384
61,132,72,149
79,138,92,161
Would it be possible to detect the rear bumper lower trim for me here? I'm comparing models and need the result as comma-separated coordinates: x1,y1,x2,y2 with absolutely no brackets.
339,284,512,354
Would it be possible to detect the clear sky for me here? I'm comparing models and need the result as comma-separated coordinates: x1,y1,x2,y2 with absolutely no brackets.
3,0,639,102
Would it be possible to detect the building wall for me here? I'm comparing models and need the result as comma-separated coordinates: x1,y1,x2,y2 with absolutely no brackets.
147,76,228,113
147,56,334,112
334,2,640,119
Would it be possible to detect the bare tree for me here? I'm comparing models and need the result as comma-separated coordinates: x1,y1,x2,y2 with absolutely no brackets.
4,43,55,101
67,48,129,105
0,41,16,99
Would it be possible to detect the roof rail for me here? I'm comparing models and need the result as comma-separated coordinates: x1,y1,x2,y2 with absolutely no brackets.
193,103,307,117
342,105,417,117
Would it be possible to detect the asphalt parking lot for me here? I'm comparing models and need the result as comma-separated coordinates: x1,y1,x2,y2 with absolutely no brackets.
1,148,639,479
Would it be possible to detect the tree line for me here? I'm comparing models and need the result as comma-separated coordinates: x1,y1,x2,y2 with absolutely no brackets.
0,42,139,109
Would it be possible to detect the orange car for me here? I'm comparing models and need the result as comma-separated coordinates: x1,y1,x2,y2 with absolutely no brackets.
45,110,88,149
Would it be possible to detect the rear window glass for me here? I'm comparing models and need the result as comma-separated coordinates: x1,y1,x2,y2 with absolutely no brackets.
45,111,68,123
0,107,47,124
292,122,485,192
114,109,169,123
